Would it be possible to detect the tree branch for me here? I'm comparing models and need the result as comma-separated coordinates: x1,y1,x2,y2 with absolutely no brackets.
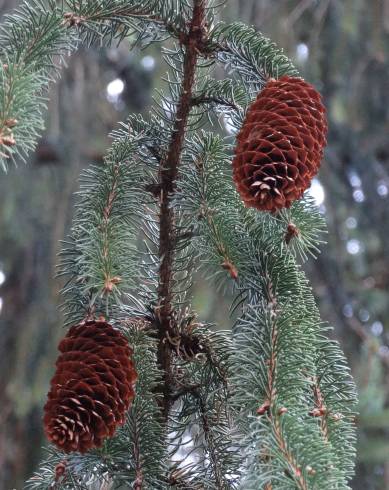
64,6,183,39
258,277,309,490
132,417,144,490
156,0,207,421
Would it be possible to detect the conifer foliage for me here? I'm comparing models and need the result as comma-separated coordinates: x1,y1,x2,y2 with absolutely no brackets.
0,1,357,489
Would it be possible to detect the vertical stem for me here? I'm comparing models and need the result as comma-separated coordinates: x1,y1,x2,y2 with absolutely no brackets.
156,0,206,420
263,279,309,490
133,418,144,490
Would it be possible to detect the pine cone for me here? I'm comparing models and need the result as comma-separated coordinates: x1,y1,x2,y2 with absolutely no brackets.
233,76,327,212
44,320,137,453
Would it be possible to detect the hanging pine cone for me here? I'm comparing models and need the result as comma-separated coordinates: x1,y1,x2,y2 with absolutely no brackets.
44,320,137,453
233,76,327,212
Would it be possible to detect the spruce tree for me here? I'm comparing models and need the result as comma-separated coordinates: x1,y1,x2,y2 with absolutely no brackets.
0,1,357,488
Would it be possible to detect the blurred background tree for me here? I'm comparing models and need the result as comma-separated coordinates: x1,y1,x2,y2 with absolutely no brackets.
0,0,388,488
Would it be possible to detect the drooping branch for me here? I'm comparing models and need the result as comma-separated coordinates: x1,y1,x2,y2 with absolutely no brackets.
63,3,184,40
0,2,76,170
256,277,310,490
132,418,144,490
156,0,207,420
197,393,228,489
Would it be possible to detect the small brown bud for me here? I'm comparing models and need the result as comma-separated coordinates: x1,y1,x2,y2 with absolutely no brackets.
306,465,316,476
63,12,85,27
309,407,327,417
103,276,122,293
278,407,288,415
54,461,67,482
294,467,302,478
221,260,238,280
5,118,18,128
285,223,299,244
285,467,302,479
257,400,270,415
1,135,16,146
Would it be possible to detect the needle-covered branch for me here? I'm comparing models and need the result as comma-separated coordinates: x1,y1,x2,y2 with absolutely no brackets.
63,0,187,46
0,0,76,170
155,0,207,421
0,0,191,171
178,132,357,488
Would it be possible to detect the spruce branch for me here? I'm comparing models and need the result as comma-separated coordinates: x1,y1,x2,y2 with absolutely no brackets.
0,0,75,68
155,0,207,421
0,0,190,171
178,131,357,488
208,22,298,88
0,0,79,170
314,335,358,481
169,325,238,489
63,0,186,46
58,134,148,324
253,275,311,490
108,318,167,489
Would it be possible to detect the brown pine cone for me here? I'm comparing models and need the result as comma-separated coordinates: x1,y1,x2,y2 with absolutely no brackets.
233,76,327,212
44,320,137,453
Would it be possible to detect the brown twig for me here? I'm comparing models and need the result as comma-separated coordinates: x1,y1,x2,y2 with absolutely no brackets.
155,0,207,421
133,422,144,490
258,277,309,490
64,8,182,39
190,95,240,112
101,164,121,296
309,378,329,442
